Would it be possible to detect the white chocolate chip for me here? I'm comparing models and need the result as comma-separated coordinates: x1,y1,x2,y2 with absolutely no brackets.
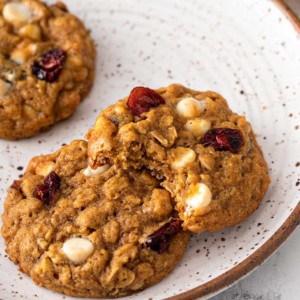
11,43,37,64
185,119,211,137
176,97,205,118
185,183,212,216
83,165,109,177
3,2,32,24
62,237,94,264
36,161,55,177
6,72,15,82
11,50,24,65
19,24,41,40
170,147,196,169
0,79,11,97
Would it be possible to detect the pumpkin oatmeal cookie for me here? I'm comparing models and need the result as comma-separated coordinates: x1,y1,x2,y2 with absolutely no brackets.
1,140,189,297
86,84,270,233
0,0,95,140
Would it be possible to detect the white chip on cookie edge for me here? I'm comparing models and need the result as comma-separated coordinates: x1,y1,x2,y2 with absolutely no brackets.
62,237,94,264
83,165,109,176
11,44,38,65
19,24,42,41
35,161,55,177
185,183,212,216
185,119,211,137
6,72,15,82
176,97,205,118
171,148,196,169
3,2,32,24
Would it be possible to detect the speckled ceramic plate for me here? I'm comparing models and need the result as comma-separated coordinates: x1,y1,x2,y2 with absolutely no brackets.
0,0,299,299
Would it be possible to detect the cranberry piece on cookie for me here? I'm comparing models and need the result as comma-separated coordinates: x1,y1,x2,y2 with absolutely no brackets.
200,128,244,153
127,87,165,116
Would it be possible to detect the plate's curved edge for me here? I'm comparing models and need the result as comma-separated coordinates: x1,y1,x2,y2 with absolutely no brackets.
167,2,300,299
169,204,300,300
273,0,300,33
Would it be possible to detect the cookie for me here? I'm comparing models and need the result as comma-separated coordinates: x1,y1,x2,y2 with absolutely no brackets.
0,0,96,140
86,84,270,233
1,140,189,297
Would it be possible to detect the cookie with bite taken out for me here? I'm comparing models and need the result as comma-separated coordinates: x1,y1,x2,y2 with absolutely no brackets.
86,84,270,233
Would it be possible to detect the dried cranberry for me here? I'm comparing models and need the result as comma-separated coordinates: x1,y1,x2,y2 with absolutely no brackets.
31,49,67,83
200,128,244,154
145,218,183,253
33,171,61,205
127,87,165,116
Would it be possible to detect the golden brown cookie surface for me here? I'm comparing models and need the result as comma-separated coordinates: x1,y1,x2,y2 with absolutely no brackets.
1,140,189,298
0,0,96,140
86,84,270,233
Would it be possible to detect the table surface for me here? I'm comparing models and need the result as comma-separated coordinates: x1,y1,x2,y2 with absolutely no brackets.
213,1,300,299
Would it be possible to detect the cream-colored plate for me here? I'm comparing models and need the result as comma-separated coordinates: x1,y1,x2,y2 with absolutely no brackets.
0,0,299,299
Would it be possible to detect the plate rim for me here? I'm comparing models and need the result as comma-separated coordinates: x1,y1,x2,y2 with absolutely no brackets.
168,1,300,299
169,205,300,300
